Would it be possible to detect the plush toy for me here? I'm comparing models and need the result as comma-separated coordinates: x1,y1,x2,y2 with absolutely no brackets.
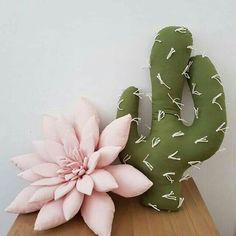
117,26,227,211
6,98,153,236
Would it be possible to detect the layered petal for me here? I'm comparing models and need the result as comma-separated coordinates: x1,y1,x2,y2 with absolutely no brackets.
54,181,76,200
63,188,84,221
56,116,79,157
90,169,118,192
44,140,66,164
11,153,43,170
32,163,59,177
81,192,115,236
18,169,42,182
34,199,66,231
96,146,121,168
80,116,99,157
105,164,153,197
5,186,43,214
74,98,99,139
86,152,100,175
99,114,131,149
42,115,60,142
29,185,58,203
33,141,51,162
33,140,66,164
31,177,65,186
76,175,94,195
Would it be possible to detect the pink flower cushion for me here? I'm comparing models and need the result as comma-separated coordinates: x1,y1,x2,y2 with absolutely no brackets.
6,98,153,236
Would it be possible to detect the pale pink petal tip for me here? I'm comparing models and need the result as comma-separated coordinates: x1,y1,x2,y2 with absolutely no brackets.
96,146,122,168
80,116,99,158
86,152,100,175
34,199,66,231
5,207,10,212
74,97,100,138
31,177,65,186
63,188,84,221
32,163,59,177
81,192,115,236
11,153,43,170
99,114,132,149
5,186,43,214
90,169,118,192
54,181,76,200
29,185,58,203
106,164,153,198
18,169,42,182
76,175,94,195
32,140,65,164
55,116,79,155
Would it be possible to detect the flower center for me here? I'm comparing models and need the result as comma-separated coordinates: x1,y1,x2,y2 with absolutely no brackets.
57,148,88,181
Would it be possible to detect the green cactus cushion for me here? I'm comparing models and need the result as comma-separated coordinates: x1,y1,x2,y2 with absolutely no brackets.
117,26,227,211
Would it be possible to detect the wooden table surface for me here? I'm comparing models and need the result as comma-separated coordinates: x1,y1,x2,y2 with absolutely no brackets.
8,178,219,236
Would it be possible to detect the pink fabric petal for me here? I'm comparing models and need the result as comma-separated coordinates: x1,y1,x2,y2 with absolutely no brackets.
18,169,42,182
90,169,118,192
74,97,100,139
34,199,66,231
56,116,80,157
76,175,94,195
11,153,43,170
96,146,122,168
81,192,115,236
42,115,60,143
33,140,66,164
5,186,43,214
99,114,132,149
86,152,100,175
31,177,65,186
105,164,153,197
33,141,51,162
29,185,58,203
44,140,66,163
32,163,59,177
54,181,76,200
63,188,84,221
80,116,99,158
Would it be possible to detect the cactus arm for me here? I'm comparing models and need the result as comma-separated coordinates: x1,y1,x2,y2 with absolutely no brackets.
116,86,140,139
116,86,140,166
150,26,192,122
187,56,227,160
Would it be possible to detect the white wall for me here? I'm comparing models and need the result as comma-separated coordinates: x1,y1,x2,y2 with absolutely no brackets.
0,0,235,235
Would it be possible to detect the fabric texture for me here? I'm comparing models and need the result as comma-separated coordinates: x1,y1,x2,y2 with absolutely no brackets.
6,97,153,236
117,26,227,211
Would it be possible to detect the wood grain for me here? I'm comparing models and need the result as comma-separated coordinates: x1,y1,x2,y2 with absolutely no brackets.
8,179,219,236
